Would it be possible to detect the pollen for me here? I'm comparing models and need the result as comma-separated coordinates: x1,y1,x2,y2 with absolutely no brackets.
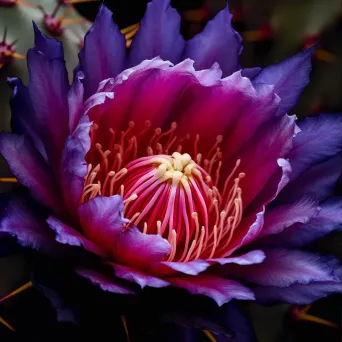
82,120,245,262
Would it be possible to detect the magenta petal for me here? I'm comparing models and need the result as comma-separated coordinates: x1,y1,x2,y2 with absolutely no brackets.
176,71,255,145
61,117,91,216
68,72,85,133
0,133,62,215
128,0,185,66
124,69,194,128
259,194,320,238
170,275,255,306
114,227,171,269
222,82,280,158
47,216,105,257
79,4,126,98
289,114,342,180
27,23,69,169
223,209,265,256
77,268,134,294
110,263,169,289
253,46,315,115
78,195,127,254
183,5,242,76
254,281,342,305
225,249,340,287
232,114,296,209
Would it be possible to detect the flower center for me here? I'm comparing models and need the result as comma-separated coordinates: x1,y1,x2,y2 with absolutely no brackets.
82,121,245,262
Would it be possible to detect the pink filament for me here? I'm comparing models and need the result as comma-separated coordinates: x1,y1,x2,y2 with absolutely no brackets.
82,121,244,262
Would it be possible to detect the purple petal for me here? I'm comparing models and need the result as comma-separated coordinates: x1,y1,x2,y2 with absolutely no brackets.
114,227,171,269
37,284,75,323
47,216,105,257
110,263,169,288
151,250,265,276
0,133,62,214
170,275,254,306
68,72,85,132
183,5,242,76
78,195,127,255
27,24,69,169
8,78,47,160
225,249,340,287
0,198,56,252
103,57,172,91
259,194,320,238
253,46,315,115
288,113,342,180
61,117,91,215
32,21,63,58
151,259,211,276
78,4,126,98
260,197,342,248
210,250,266,265
254,281,342,305
128,0,185,66
278,155,342,202
77,268,134,294
170,59,222,86
191,62,223,85
241,67,261,79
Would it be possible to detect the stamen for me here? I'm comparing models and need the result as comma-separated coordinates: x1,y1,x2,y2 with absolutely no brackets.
208,225,218,259
167,230,177,261
183,240,197,262
82,118,245,262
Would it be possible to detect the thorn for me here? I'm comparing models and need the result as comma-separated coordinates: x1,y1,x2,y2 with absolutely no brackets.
293,305,338,329
0,317,15,332
0,177,18,183
243,24,273,42
2,26,7,43
69,0,100,4
0,281,33,303
8,38,18,47
62,18,89,25
17,0,40,8
52,2,61,16
11,52,26,60
315,49,336,63
59,6,74,20
124,25,140,41
126,39,132,48
120,315,130,342
203,330,217,342
120,23,140,35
